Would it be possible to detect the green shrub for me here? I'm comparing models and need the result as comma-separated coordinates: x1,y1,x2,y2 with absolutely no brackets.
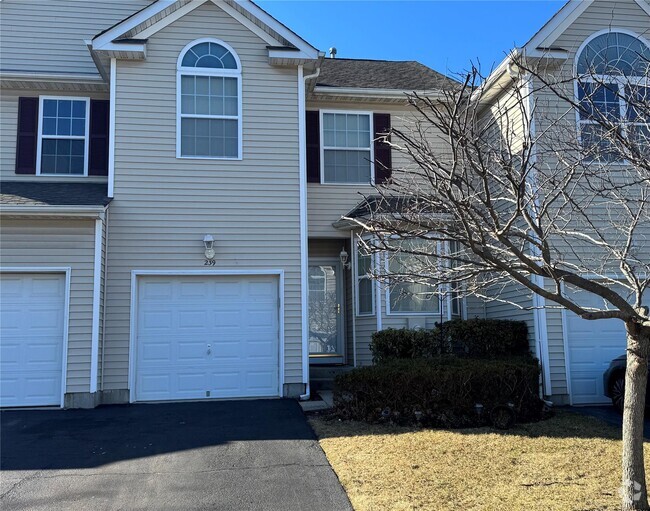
369,319,530,363
333,357,543,427
440,318,530,358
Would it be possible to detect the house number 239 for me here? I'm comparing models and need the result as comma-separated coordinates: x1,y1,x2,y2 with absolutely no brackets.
204,259,216,266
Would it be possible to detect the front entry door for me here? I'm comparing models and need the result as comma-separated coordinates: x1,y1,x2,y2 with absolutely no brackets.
308,260,344,364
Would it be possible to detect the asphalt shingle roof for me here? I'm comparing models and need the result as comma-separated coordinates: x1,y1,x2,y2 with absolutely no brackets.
316,58,456,91
0,182,111,207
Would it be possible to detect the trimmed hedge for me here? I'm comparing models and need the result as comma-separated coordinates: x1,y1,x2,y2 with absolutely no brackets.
333,357,543,428
370,319,529,363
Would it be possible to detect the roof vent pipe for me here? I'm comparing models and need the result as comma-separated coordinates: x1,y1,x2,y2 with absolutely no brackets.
329,47,337,58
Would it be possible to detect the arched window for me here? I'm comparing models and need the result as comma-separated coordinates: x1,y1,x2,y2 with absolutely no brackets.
177,39,242,159
575,30,649,160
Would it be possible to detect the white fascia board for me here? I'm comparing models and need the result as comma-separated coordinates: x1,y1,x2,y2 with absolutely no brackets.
0,205,107,218
523,0,593,54
133,0,208,40
268,49,318,61
92,42,146,59
234,0,319,59
635,0,650,16
92,0,176,48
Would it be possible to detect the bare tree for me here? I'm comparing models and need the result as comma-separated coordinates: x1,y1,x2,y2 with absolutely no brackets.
350,48,650,510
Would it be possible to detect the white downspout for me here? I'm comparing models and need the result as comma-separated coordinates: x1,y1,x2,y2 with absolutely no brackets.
298,64,321,401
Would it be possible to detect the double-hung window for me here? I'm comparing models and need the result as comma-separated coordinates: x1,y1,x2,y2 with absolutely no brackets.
37,97,89,175
355,241,375,316
321,111,373,184
576,31,650,161
386,238,439,314
177,39,242,159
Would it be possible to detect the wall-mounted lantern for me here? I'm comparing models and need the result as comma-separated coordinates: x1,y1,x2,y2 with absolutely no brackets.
339,247,351,270
203,234,215,260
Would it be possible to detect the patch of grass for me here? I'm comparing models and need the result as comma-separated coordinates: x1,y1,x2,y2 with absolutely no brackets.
310,411,649,511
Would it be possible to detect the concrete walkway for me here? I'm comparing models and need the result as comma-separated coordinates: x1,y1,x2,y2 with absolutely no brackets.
0,399,352,511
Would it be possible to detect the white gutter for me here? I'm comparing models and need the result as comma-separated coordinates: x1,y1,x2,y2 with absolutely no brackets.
90,217,103,393
313,86,444,100
0,205,107,218
108,58,116,198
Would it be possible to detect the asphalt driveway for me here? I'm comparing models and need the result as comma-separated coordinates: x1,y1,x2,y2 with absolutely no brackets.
0,399,352,511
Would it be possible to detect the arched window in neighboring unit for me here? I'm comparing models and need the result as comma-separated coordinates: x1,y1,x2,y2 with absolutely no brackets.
177,39,242,159
575,30,649,160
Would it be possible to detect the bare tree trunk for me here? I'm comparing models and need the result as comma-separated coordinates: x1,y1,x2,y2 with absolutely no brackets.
622,323,650,511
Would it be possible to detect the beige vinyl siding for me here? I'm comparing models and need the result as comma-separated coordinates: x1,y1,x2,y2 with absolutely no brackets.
103,1,303,391
483,282,536,352
0,89,110,181
0,0,150,76
306,100,450,238
0,218,97,393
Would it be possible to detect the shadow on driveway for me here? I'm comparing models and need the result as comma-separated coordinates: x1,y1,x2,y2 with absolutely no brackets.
564,405,650,439
0,399,352,511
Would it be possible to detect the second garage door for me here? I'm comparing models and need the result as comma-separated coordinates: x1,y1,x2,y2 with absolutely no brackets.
135,274,280,402
565,288,627,405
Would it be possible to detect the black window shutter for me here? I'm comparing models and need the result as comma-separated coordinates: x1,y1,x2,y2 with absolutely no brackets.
89,99,110,176
15,97,39,174
373,113,392,185
306,110,320,183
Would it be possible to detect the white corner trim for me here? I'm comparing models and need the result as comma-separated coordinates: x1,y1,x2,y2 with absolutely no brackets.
350,231,357,367
128,269,286,403
298,65,310,391
0,267,71,408
108,58,116,198
90,218,103,393
521,73,552,394
559,282,574,405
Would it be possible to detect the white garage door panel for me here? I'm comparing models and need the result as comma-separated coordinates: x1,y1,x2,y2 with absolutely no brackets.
135,275,280,402
566,288,627,405
0,274,65,407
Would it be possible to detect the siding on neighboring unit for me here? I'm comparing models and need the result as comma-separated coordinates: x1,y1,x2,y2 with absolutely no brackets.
0,218,97,393
0,89,110,182
531,0,650,400
0,0,150,76
482,281,536,352
103,1,303,391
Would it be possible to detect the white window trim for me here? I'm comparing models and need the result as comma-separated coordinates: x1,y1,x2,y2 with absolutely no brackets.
573,29,650,162
384,239,441,316
36,96,90,177
354,238,375,317
176,38,243,161
320,109,375,185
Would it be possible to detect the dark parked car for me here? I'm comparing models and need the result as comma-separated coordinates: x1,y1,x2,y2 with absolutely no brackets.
604,354,650,413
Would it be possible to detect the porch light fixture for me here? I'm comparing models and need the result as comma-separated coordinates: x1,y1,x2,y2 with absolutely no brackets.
203,234,215,260
339,247,350,269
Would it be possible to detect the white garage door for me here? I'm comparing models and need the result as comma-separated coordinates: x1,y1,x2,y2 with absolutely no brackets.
565,288,627,404
0,273,66,407
135,275,280,402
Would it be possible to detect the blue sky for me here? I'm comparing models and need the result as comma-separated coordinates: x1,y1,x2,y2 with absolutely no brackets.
257,1,566,77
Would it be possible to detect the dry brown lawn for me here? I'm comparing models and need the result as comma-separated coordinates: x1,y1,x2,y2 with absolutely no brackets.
310,411,650,511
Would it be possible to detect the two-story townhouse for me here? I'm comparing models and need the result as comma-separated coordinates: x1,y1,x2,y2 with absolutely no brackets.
0,0,647,409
